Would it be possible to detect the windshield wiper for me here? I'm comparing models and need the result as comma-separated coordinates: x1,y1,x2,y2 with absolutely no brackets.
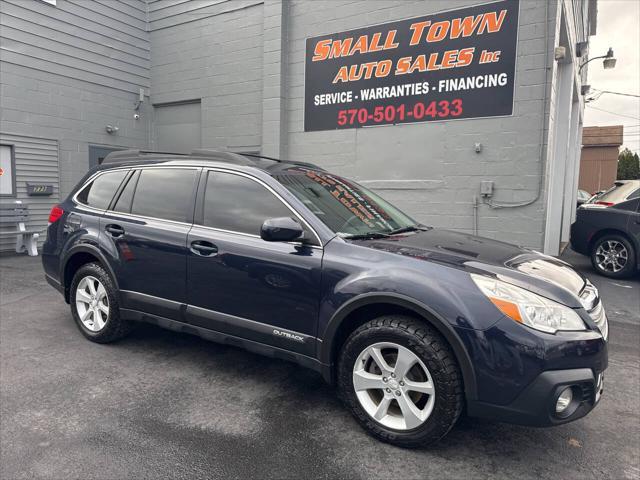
386,224,429,235
340,231,390,240
341,224,429,240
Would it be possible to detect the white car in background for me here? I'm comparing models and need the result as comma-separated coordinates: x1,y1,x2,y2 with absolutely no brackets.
581,180,640,209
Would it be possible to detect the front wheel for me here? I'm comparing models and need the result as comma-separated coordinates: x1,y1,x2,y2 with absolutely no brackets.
590,234,636,279
337,315,463,448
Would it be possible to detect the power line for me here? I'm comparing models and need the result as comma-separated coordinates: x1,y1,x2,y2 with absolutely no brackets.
591,89,640,98
586,105,640,120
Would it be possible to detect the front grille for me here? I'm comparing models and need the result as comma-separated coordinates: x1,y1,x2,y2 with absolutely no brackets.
578,381,596,405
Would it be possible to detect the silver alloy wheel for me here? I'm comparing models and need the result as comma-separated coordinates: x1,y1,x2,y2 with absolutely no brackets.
352,342,436,430
75,275,109,332
595,240,628,273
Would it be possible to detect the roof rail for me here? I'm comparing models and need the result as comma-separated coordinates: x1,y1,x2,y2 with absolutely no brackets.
242,153,323,170
102,148,255,166
101,148,322,170
189,149,254,166
102,149,187,164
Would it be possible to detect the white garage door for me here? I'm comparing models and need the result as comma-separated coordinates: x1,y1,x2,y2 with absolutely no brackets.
154,101,201,154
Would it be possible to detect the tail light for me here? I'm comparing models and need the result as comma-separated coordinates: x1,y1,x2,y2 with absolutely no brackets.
48,205,64,224
594,201,614,207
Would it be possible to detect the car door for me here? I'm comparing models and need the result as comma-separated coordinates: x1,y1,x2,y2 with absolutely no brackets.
185,169,323,356
629,199,640,266
100,166,200,321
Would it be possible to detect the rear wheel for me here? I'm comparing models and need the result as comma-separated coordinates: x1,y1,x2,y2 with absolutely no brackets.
337,315,463,448
590,234,636,278
70,262,132,343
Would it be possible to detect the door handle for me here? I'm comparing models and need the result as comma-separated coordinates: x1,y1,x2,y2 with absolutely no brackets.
105,224,125,237
190,240,218,257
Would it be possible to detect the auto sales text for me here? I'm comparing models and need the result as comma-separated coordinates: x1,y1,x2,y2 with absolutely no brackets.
311,9,508,84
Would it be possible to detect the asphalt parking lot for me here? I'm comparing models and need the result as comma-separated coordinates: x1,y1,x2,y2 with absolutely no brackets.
1,250,638,480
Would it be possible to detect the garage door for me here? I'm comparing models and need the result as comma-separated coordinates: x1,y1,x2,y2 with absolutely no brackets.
154,101,201,154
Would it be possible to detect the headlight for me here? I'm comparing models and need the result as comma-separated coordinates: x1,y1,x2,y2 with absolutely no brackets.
471,274,587,334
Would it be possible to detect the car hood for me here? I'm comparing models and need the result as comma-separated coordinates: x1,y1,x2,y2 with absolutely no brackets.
349,229,587,308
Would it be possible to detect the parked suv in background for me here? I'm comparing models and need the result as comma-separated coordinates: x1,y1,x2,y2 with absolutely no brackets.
43,150,608,447
583,180,640,208
571,193,640,278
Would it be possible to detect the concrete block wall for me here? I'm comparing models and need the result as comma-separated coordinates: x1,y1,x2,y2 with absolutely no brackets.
1,0,594,254
282,0,559,249
148,0,265,153
0,0,151,198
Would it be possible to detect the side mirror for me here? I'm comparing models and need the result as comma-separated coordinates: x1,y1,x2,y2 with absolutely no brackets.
261,217,304,242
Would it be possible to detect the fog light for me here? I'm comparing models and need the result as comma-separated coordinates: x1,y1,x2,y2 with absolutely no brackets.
556,388,573,413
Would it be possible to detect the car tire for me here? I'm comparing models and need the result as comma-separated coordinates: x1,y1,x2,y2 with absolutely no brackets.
70,262,132,343
337,315,463,448
590,234,636,279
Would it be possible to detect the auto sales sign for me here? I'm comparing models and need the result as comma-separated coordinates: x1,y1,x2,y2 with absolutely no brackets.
304,0,519,131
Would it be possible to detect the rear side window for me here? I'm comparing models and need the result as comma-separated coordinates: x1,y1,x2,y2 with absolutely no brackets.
130,168,198,222
597,182,640,204
76,170,128,209
202,171,292,235
614,198,640,212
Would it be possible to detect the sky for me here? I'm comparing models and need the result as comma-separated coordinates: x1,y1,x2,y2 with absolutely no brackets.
583,0,640,154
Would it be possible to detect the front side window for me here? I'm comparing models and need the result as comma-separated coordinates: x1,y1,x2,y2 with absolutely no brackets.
76,170,128,210
202,171,293,236
274,167,416,237
130,168,198,222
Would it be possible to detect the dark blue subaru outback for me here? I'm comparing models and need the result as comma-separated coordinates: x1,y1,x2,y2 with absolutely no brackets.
43,150,608,447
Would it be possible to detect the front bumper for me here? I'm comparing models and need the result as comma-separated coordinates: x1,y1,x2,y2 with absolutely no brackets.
467,367,605,427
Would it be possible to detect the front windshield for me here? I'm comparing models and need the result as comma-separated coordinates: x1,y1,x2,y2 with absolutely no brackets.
274,167,417,237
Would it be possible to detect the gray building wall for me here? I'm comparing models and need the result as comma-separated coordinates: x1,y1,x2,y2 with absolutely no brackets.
0,132,59,251
0,0,151,197
282,0,553,248
148,0,265,153
0,0,595,254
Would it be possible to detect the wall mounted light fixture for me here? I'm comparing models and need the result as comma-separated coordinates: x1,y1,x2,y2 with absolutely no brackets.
579,47,616,73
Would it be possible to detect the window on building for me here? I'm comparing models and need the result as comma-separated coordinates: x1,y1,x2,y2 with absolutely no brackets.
130,168,198,223
0,144,16,197
76,170,128,210
202,171,293,236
